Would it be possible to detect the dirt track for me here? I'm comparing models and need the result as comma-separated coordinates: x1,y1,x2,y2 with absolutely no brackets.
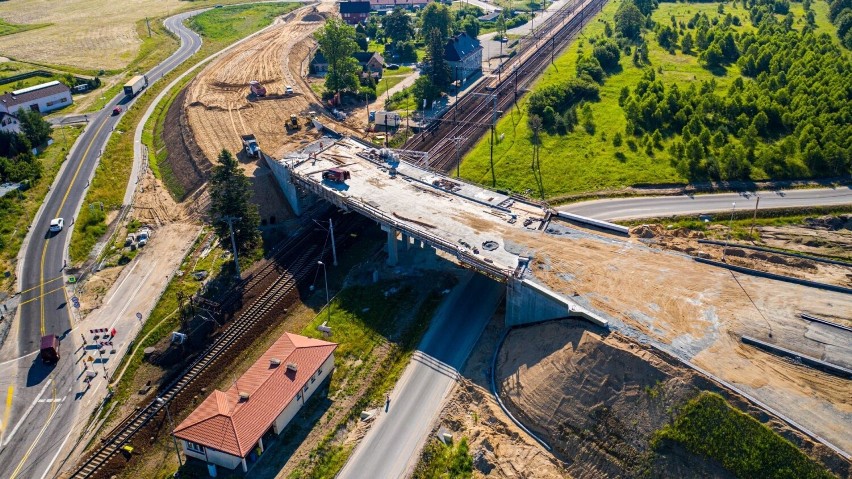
184,5,352,164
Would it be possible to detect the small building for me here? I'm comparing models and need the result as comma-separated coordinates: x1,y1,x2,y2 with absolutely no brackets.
370,0,432,11
444,32,483,83
353,51,385,80
339,1,371,24
172,333,337,474
0,112,20,134
310,51,329,74
0,80,72,115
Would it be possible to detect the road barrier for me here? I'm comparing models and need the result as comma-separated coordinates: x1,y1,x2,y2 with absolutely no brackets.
554,211,630,236
693,257,852,294
741,335,852,379
697,239,852,267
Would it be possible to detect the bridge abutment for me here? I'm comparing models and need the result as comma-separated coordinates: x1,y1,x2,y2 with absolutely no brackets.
505,277,608,328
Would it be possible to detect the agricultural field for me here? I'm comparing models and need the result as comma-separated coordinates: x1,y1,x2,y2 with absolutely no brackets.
461,0,851,200
0,0,247,72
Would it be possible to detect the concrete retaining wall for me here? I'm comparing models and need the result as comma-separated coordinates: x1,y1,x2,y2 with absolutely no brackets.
693,257,852,294
505,278,609,328
554,211,630,236
267,155,302,216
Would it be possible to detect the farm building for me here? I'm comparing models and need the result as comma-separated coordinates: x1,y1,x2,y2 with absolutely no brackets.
0,80,72,115
339,1,371,24
0,112,20,133
172,333,337,474
445,32,483,83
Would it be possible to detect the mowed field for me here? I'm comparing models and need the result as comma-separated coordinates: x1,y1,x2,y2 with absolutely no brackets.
0,0,230,72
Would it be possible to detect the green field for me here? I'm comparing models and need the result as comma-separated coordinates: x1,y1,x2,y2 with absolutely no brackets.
460,0,847,200
0,18,50,37
654,392,834,479
70,3,300,263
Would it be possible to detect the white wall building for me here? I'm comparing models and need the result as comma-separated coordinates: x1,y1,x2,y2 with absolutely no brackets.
0,80,72,115
173,333,337,475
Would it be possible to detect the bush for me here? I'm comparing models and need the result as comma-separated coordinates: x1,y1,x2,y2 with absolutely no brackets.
593,39,622,71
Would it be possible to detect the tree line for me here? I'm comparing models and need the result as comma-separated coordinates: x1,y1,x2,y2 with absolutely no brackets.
0,110,52,184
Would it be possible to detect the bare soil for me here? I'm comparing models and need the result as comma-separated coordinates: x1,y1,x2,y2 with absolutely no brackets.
162,87,210,200
493,320,850,478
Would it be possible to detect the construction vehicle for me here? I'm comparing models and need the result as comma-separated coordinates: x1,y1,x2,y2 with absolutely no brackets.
322,168,350,183
286,114,301,131
241,134,260,157
137,227,150,247
40,334,60,363
249,80,267,97
123,75,148,97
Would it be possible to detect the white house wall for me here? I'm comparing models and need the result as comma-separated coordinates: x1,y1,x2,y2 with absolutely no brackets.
6,90,72,115
273,353,335,434
182,442,243,470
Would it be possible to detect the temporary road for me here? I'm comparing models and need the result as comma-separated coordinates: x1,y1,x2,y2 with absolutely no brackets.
339,273,504,479
561,186,852,221
0,9,205,479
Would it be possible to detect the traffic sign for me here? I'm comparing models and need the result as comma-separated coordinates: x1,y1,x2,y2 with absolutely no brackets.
68,276,76,283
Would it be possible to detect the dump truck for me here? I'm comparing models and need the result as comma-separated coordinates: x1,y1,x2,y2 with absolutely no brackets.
286,114,301,131
322,168,350,183
40,334,60,363
249,80,267,97
242,134,260,157
124,75,148,98
374,111,401,128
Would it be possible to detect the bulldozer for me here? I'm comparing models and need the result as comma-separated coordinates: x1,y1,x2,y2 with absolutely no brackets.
285,114,301,131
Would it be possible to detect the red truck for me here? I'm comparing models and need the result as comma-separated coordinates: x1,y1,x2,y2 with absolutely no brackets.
249,80,267,97
40,334,60,363
322,168,350,183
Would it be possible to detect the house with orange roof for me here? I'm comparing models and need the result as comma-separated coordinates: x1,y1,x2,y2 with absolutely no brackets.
172,332,337,474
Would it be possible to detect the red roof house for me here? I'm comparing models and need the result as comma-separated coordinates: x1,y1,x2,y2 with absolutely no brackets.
173,333,337,473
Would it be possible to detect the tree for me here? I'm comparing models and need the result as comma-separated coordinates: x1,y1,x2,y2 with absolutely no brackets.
412,75,441,108
209,150,260,254
633,0,656,16
355,32,369,51
681,31,694,53
593,39,621,71
316,19,361,95
420,2,452,40
423,27,451,90
576,55,605,83
615,1,644,40
382,8,414,44
18,109,51,148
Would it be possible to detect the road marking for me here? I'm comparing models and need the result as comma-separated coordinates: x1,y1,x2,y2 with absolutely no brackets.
39,239,48,336
109,260,157,332
104,259,140,305
0,351,39,368
38,417,74,479
36,396,65,404
18,286,67,307
2,378,51,447
8,388,60,479
0,385,12,445
17,276,63,296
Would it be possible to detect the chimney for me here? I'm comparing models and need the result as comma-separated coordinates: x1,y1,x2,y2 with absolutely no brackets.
286,362,298,372
238,392,250,401
270,358,281,367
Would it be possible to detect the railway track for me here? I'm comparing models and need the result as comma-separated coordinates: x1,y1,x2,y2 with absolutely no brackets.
406,0,607,172
71,213,362,478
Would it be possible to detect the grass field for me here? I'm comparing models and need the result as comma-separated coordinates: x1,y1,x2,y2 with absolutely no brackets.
377,66,414,100
460,0,828,199
0,126,82,293
653,392,833,479
0,18,50,37
70,3,299,264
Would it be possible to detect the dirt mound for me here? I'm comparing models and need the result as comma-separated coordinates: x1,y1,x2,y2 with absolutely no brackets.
497,321,849,478
302,13,325,22
630,224,704,239
162,87,210,200
804,214,852,231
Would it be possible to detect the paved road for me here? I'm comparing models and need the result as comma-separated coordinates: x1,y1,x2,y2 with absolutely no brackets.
339,273,504,479
0,10,205,479
560,186,852,221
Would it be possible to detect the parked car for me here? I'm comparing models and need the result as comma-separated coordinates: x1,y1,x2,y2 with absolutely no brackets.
112,106,122,116
49,218,64,232
137,227,150,247
285,85,294,95
386,63,400,70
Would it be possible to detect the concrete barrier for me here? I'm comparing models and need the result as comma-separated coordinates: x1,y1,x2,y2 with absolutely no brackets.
697,239,852,267
741,336,852,379
554,211,630,236
693,257,852,295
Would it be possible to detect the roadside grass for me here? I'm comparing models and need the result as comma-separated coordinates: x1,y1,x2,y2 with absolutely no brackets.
459,1,771,198
376,67,413,101
412,437,474,479
288,279,450,478
69,2,299,264
0,18,50,37
653,392,834,479
0,126,82,292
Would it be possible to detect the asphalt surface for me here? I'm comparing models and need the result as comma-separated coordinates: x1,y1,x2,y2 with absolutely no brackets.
339,273,504,479
0,10,204,479
561,186,852,221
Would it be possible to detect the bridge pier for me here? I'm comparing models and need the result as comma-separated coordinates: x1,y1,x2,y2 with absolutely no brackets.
382,225,399,266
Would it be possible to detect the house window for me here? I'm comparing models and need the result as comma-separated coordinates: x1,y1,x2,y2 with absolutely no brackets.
303,384,309,392
186,441,206,454
317,367,323,376
297,391,303,401
311,373,316,384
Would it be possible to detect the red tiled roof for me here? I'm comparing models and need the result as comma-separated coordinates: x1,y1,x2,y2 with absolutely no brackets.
173,333,337,457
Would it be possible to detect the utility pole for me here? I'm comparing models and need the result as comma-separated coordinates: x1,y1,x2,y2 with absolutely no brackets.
721,202,736,262
222,216,241,276
749,196,760,237
551,36,555,64
329,218,338,266
451,136,463,177
146,17,152,37
156,398,183,469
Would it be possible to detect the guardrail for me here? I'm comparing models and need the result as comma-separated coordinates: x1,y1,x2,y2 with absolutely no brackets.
554,211,630,236
693,257,852,294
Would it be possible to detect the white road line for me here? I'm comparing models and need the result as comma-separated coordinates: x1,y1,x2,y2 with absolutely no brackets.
37,397,66,404
10,402,62,479
104,260,140,305
38,413,74,479
0,350,39,368
108,260,157,332
2,379,52,447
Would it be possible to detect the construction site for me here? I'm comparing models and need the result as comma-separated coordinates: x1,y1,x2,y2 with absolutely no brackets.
69,0,852,477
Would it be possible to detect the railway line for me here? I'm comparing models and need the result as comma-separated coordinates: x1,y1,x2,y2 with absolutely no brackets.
70,212,364,478
406,0,607,172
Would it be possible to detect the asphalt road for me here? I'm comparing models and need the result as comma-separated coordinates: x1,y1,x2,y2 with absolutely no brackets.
561,186,852,221
339,273,504,479
0,11,204,479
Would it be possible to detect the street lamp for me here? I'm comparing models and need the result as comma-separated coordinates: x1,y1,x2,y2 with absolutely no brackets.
156,397,183,471
722,202,736,262
318,261,330,325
